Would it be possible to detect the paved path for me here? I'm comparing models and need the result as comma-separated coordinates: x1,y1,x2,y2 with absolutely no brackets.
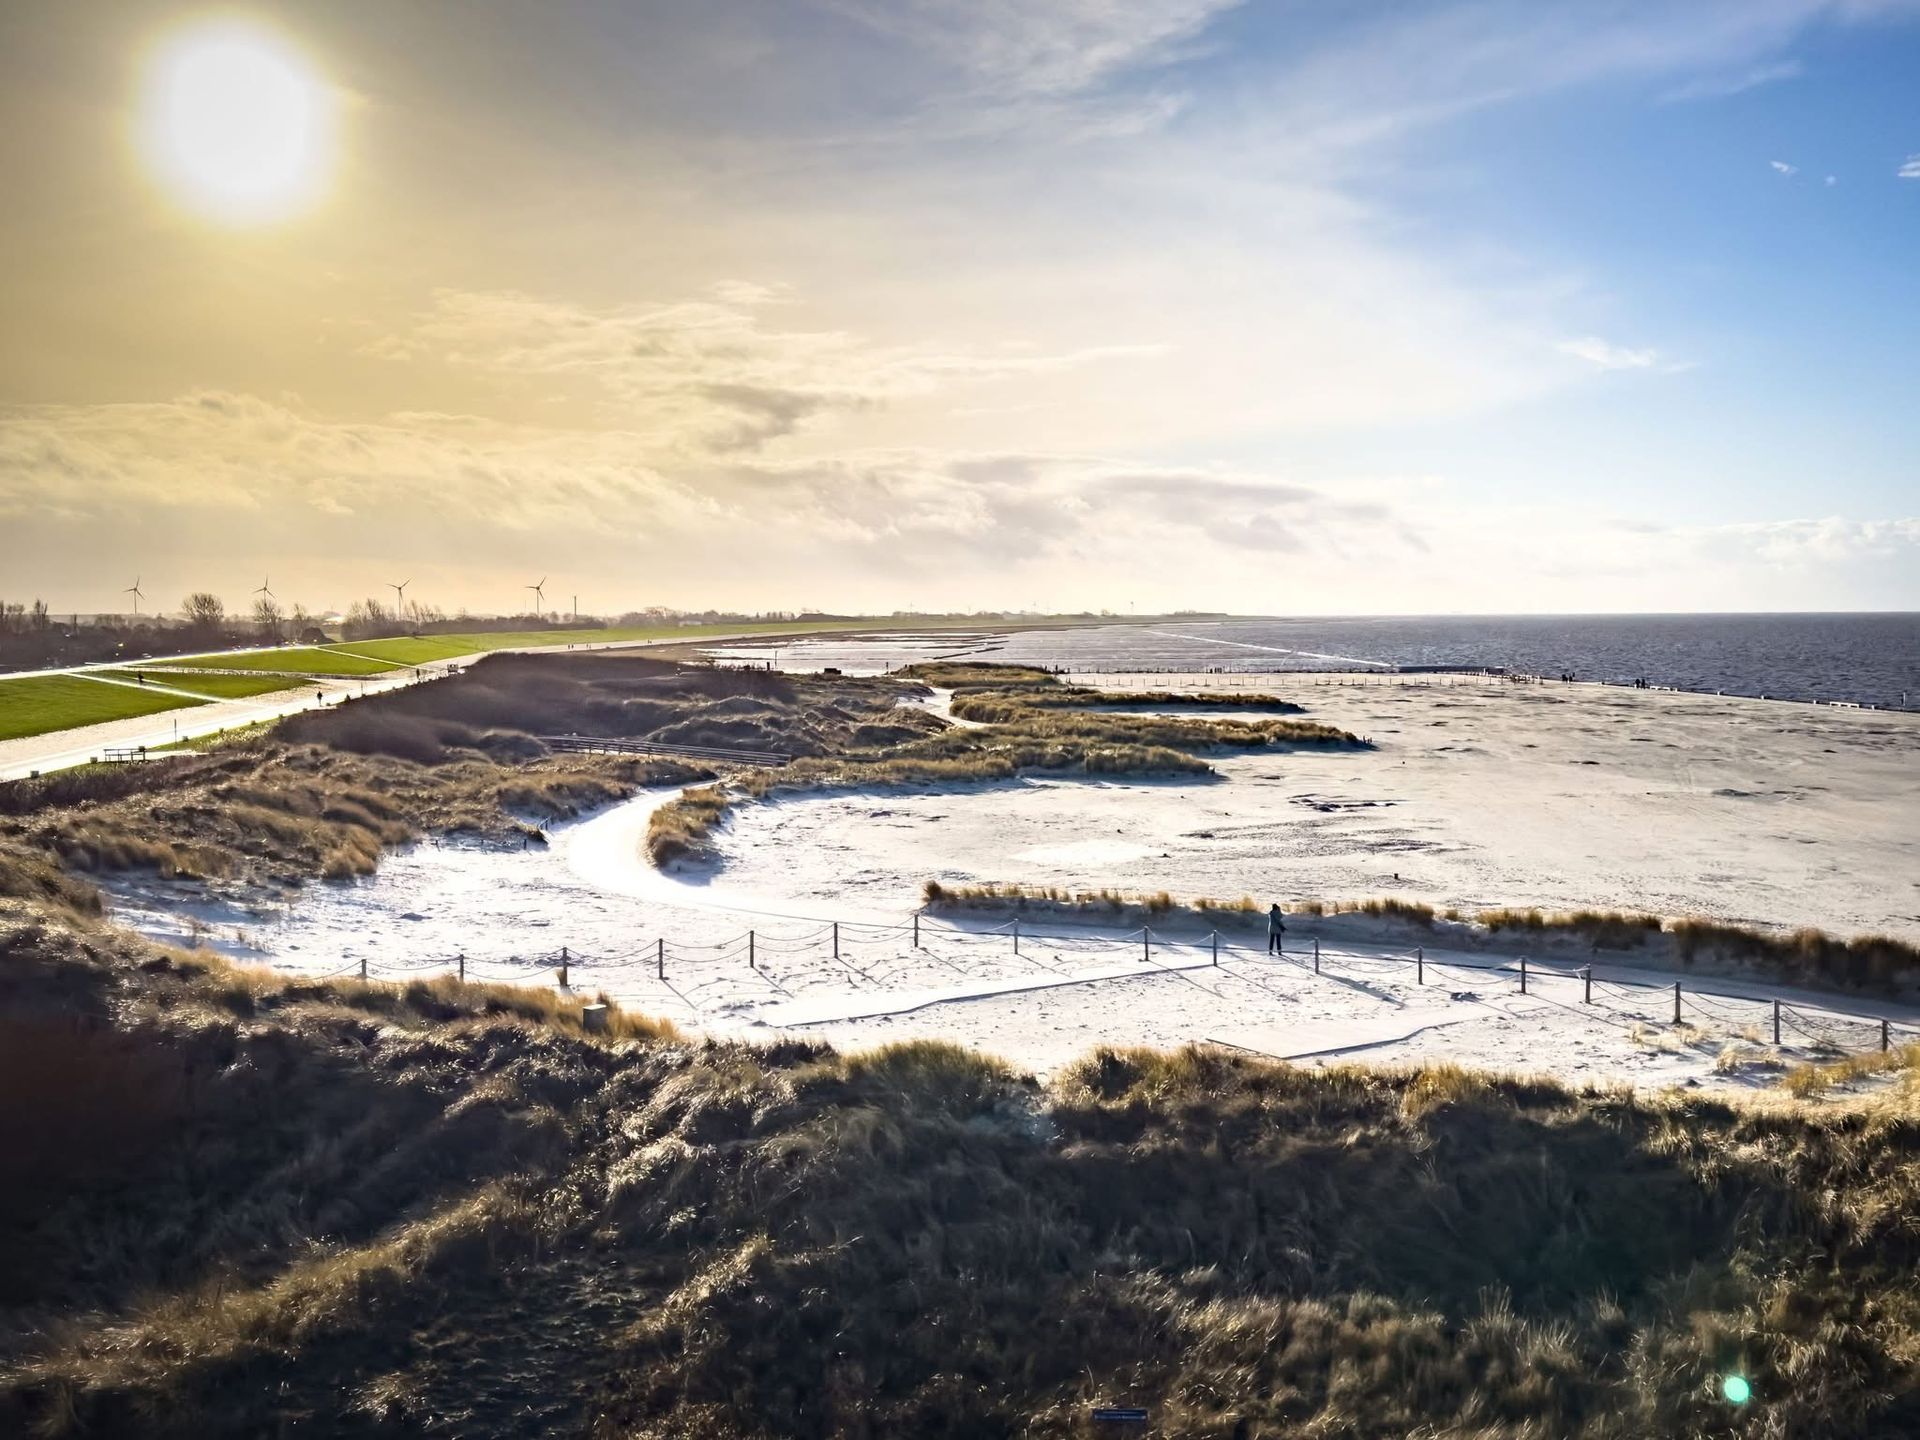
74,671,225,702
0,665,456,782
0,626,837,781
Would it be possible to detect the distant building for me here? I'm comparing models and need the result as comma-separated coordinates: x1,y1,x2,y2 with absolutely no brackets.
298,626,330,644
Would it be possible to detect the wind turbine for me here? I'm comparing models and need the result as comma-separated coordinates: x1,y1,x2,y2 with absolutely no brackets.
124,575,145,617
526,577,547,616
388,579,410,612
254,576,275,600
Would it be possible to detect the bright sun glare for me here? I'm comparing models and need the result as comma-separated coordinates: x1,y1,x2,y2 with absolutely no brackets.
138,18,335,225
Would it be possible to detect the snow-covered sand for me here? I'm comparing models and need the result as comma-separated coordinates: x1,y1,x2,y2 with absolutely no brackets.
104,674,1920,1088
728,674,1920,939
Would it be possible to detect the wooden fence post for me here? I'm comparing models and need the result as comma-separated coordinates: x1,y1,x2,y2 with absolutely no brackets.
1883,1019,1891,1053
1582,966,1591,1004
1313,936,1320,974
749,931,756,970
1773,999,1781,1045
913,912,920,948
1014,918,1021,956
559,946,569,988
360,955,367,981
1416,946,1424,984
1519,956,1527,995
657,938,664,980
833,922,840,960
1673,981,1681,1025
1143,928,1150,964
457,953,465,983
1212,931,1219,967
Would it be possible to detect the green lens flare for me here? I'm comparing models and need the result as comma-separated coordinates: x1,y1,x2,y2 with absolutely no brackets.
1722,1375,1752,1405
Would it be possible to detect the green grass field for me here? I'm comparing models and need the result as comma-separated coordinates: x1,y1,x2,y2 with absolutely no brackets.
330,619,884,666
0,675,207,743
323,636,486,664
153,647,401,677
174,619,888,673
99,670,311,700
126,616,1074,687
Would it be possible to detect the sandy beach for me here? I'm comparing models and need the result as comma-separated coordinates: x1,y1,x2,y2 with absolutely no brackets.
719,674,1920,940
102,672,1920,1085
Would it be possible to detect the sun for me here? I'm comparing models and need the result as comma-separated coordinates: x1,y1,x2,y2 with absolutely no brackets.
137,18,337,225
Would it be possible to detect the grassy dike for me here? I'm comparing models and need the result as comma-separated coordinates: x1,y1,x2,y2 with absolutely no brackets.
3,883,1920,1435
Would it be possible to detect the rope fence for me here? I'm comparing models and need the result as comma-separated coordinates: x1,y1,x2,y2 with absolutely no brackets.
263,910,1919,1065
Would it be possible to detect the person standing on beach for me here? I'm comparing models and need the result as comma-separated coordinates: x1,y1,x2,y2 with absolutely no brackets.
1267,904,1287,955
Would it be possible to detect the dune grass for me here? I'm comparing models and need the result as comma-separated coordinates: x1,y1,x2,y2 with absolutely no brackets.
0,674,206,742
8,910,1920,1436
926,882,1440,926
0,844,103,915
97,669,307,700
0,728,709,892
1775,1041,1920,1099
642,664,1361,867
1473,906,1667,948
920,882,1920,994
935,701,1357,745
902,660,1315,724
899,661,1061,688
922,879,1181,913
645,783,736,865
274,652,926,763
1667,917,1920,989
948,685,1310,721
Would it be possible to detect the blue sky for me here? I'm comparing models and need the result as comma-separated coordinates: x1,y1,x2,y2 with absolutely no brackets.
0,0,1915,615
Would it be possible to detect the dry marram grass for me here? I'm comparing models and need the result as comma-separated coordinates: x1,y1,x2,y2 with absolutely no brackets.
6,897,1920,1436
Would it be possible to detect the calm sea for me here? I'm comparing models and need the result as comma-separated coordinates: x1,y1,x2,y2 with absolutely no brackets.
726,614,1920,710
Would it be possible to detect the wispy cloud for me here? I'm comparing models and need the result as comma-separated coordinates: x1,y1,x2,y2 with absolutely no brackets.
1661,58,1801,103
1899,154,1920,179
829,0,1240,99
1234,1,1882,162
1770,159,1798,176
365,288,1157,453
1556,337,1661,372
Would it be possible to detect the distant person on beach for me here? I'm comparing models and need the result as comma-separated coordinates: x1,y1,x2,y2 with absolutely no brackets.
1267,904,1286,955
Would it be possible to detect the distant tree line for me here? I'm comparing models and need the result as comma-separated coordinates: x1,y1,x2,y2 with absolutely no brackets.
0,592,327,673
0,593,1142,674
